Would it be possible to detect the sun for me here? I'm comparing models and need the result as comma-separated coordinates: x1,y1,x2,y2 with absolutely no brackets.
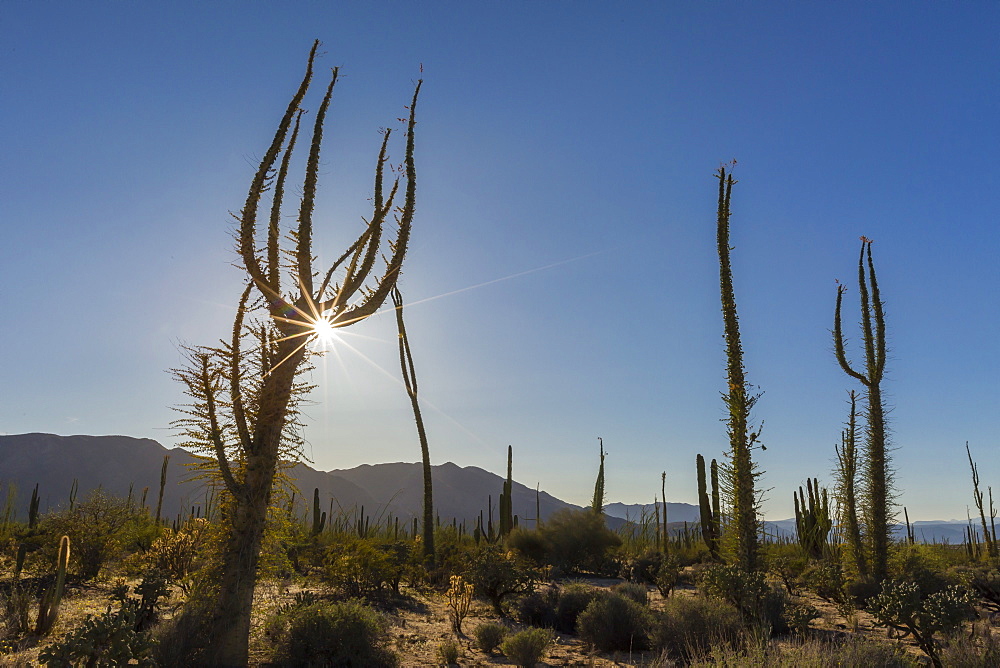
311,315,339,348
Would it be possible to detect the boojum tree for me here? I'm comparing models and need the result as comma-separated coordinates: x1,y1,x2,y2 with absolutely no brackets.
392,286,435,565
715,165,763,573
172,41,421,666
833,237,892,582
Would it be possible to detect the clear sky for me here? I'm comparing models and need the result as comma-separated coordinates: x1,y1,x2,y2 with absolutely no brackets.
2,2,998,521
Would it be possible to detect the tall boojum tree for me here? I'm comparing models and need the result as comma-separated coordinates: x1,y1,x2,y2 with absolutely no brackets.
715,165,762,573
172,41,422,666
833,237,892,582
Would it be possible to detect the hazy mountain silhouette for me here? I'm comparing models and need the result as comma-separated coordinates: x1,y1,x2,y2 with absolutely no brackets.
0,434,602,528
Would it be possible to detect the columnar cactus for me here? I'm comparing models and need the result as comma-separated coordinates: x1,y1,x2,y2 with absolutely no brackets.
35,535,70,635
592,438,606,516
697,454,720,559
500,446,514,537
794,478,832,559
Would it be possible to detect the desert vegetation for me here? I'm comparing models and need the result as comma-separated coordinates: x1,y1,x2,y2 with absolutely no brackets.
2,42,999,668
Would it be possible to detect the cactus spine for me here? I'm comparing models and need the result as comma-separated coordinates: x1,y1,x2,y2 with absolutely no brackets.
391,286,435,564
716,166,762,572
697,454,720,559
794,478,832,559
35,535,70,635
592,437,606,516
833,237,892,581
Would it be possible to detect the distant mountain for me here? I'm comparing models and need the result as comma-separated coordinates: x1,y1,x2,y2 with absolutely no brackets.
0,434,586,528
604,501,702,524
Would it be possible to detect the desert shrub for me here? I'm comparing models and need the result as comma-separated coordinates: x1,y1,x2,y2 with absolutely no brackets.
892,545,953,597
612,581,648,605
654,555,682,597
267,599,398,667
467,544,538,614
577,592,653,651
625,550,662,583
40,489,144,579
538,509,620,574
868,579,977,666
767,553,808,595
785,602,821,636
323,537,404,597
698,563,789,634
802,560,846,604
554,582,601,633
427,525,473,587
938,622,1000,667
146,519,209,586
0,582,31,639
38,603,157,667
651,595,743,662
514,587,557,627
506,527,548,565
474,621,508,654
436,638,460,664
501,627,553,667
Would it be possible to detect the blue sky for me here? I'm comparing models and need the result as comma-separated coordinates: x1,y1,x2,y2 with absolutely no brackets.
2,2,998,520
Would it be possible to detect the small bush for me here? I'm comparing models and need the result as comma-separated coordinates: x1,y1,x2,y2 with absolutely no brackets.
577,592,653,652
654,555,682,598
939,622,1000,667
474,621,508,654
507,527,548,565
554,582,601,634
651,595,743,662
612,581,648,606
785,602,821,636
323,537,398,597
868,580,976,666
467,544,538,614
437,638,460,664
501,627,553,667
0,582,31,639
38,604,157,667
538,509,621,574
514,588,557,627
698,563,789,634
268,599,398,667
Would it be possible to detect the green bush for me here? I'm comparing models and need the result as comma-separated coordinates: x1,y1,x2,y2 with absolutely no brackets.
785,602,821,636
267,599,398,667
437,638,460,664
654,555,682,598
501,627,553,667
40,489,148,579
323,537,409,598
473,621,508,654
651,595,743,662
612,581,648,606
38,603,157,667
698,563,789,634
467,544,538,614
514,587,558,627
538,509,620,574
554,582,601,634
939,622,1000,667
577,592,653,651
506,527,548,565
868,580,976,666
